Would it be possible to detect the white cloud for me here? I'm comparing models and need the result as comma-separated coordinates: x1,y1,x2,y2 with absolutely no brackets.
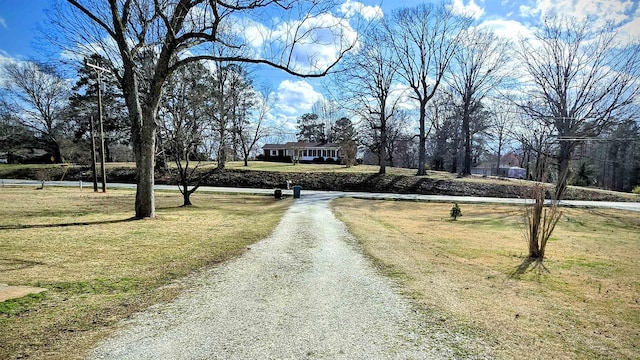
479,19,534,41
448,0,485,20
275,80,323,115
518,5,537,18
0,52,18,87
235,17,269,50
272,113,299,136
519,0,633,25
338,0,383,20
0,16,7,29
389,83,417,111
619,5,640,40
271,12,358,74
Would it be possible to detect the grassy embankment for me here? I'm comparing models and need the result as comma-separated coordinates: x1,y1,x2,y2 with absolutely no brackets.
0,186,289,359
333,199,640,359
0,161,421,176
2,162,638,201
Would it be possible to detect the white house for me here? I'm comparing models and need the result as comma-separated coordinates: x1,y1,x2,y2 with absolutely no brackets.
262,141,342,163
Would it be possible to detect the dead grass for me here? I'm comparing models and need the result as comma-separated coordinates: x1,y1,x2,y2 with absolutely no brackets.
332,199,640,360
0,186,289,359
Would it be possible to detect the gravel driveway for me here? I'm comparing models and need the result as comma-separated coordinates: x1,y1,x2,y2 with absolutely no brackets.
90,194,484,359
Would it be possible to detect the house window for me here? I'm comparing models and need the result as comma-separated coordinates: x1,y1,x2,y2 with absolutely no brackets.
271,150,278,156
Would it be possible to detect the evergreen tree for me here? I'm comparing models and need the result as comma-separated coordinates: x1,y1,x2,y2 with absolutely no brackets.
296,113,325,143
68,54,129,162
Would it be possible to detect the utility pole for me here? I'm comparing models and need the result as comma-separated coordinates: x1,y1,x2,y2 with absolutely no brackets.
86,62,110,193
89,115,98,192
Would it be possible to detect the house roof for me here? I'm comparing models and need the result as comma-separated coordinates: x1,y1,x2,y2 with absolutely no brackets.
263,141,341,150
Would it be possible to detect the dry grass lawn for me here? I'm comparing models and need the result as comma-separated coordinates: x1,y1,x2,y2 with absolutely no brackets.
0,186,289,359
333,199,640,360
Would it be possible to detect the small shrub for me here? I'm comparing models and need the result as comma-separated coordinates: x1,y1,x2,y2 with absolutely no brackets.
632,185,640,195
35,168,50,189
450,202,462,221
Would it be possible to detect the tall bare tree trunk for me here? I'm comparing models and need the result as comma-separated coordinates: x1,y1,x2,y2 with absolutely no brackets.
555,141,574,200
417,106,427,176
462,104,472,176
379,122,387,175
133,108,157,218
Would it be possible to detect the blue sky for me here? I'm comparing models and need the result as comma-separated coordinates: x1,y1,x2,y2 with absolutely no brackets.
0,0,50,59
1,0,639,138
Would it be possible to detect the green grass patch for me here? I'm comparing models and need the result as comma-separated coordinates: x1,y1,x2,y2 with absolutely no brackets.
0,186,289,359
0,292,47,318
333,199,640,360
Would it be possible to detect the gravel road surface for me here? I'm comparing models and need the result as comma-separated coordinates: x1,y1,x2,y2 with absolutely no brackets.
90,193,485,359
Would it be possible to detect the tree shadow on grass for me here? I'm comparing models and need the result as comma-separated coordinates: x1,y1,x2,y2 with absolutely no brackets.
0,217,137,231
0,258,46,271
511,256,550,278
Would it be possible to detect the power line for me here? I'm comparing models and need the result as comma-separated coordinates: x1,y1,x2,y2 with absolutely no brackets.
556,137,640,142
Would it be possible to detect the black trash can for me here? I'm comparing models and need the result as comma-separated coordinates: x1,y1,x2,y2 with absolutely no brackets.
293,185,302,199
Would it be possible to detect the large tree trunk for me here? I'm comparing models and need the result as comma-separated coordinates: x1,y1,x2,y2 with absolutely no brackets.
614,143,626,191
120,60,157,219
45,136,63,163
462,108,471,176
131,102,157,218
181,176,193,206
217,146,226,169
555,141,575,200
496,137,503,177
378,115,388,175
416,106,427,176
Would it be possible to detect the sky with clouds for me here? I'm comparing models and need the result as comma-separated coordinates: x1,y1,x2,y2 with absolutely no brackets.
0,0,639,138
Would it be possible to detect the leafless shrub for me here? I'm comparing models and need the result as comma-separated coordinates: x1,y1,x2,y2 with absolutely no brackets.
523,183,563,262
35,168,50,189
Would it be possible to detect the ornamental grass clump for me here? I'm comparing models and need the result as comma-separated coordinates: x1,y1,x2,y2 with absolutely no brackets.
523,183,562,261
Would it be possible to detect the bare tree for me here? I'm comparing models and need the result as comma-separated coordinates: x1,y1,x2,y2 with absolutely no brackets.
1,61,70,163
0,97,38,156
448,28,511,176
158,61,210,206
312,98,342,142
384,109,412,168
338,22,399,174
517,16,640,199
53,0,356,218
514,114,556,182
485,100,517,175
237,85,273,167
209,62,254,170
388,3,472,176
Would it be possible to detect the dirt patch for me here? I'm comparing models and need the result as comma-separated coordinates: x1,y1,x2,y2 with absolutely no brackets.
0,284,47,302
